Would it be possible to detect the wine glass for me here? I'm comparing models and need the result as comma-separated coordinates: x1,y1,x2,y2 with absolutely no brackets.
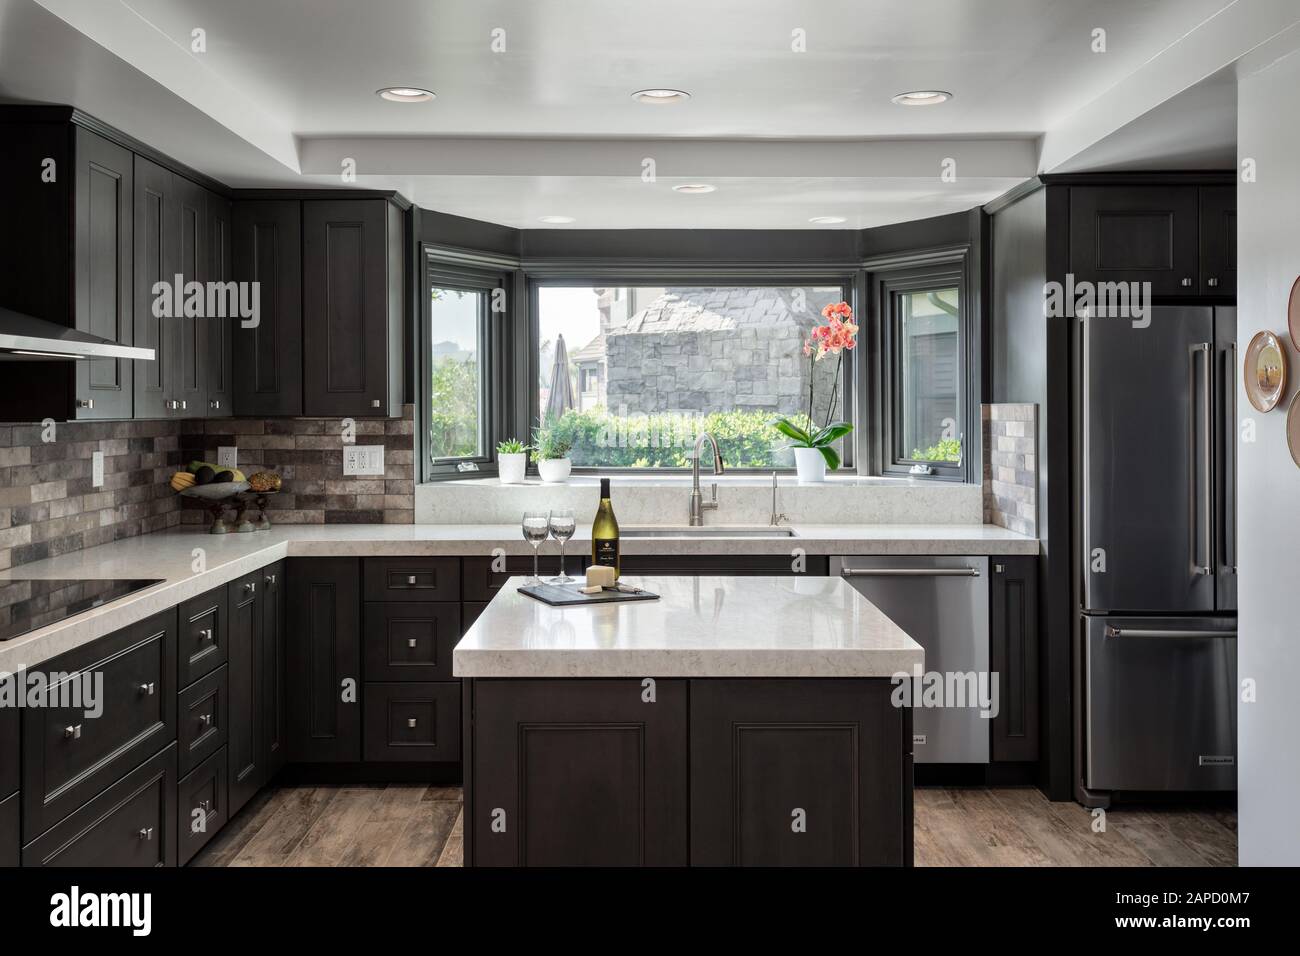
548,510,576,584
521,511,550,585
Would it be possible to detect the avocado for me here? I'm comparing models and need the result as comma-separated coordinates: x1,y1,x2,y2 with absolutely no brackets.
194,465,216,485
214,470,235,484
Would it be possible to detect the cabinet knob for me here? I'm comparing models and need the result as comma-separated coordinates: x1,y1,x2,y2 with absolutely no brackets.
406,717,418,728
371,399,381,408
407,637,418,648
197,799,212,813
265,573,276,585
76,399,94,409
210,400,221,409
198,713,213,727
180,400,187,410
139,827,154,841
245,581,256,594
1181,277,1194,287
407,575,417,585
994,564,1005,574
1207,277,1219,288
138,682,155,696
63,724,82,740
200,628,213,641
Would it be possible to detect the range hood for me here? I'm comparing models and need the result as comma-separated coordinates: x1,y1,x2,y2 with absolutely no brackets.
0,305,154,361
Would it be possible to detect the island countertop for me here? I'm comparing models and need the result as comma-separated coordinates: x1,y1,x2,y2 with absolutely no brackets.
452,575,924,678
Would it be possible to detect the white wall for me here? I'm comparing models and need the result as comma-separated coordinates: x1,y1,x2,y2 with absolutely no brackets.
1237,49,1300,866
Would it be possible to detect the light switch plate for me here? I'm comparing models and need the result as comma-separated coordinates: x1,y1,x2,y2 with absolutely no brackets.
343,445,385,476
91,451,104,488
217,446,238,469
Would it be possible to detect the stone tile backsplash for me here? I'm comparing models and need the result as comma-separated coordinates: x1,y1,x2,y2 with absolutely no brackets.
0,404,417,571
982,403,1037,537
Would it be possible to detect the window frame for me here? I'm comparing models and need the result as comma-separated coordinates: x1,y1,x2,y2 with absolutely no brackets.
525,271,859,475
865,245,974,482
420,248,515,481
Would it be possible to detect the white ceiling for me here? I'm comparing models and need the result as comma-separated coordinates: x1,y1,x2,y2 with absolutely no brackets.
3,0,1295,229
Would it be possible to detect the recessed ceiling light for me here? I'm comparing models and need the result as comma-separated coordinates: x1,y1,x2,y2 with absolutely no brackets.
672,183,716,194
891,90,951,106
377,87,436,103
538,215,576,224
809,216,847,225
632,89,691,105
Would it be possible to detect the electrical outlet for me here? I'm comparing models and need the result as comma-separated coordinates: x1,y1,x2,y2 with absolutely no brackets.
91,451,104,488
217,446,238,469
342,445,385,476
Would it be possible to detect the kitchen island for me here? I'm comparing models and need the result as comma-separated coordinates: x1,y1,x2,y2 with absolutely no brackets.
454,575,924,867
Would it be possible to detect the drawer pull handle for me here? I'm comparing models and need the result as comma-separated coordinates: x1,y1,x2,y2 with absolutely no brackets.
245,581,256,594
64,724,82,740
266,573,276,585
197,799,212,813
139,827,153,841
200,628,213,641
406,717,418,728
407,638,418,648
138,682,155,696
407,575,417,585
198,713,213,727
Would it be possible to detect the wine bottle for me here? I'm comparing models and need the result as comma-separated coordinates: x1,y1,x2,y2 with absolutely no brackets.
591,477,620,577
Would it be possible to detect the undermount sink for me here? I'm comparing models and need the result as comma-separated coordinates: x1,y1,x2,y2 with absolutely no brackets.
622,526,797,538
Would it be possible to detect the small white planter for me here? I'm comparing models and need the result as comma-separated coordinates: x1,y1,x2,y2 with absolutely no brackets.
498,453,527,484
536,458,573,484
794,447,827,483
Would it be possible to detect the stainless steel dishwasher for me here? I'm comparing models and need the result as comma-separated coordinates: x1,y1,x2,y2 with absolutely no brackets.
830,555,989,764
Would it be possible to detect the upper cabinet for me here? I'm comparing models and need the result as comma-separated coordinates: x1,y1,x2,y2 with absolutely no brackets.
302,199,404,417
132,156,181,418
1068,183,1236,298
205,192,235,417
232,200,303,416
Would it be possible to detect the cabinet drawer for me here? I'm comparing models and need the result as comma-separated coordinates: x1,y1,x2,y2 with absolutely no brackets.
23,743,176,867
179,585,228,687
0,792,16,868
22,609,176,841
363,603,459,681
462,556,534,602
178,665,228,778
1,678,18,796
178,746,227,866
364,557,459,602
363,682,460,762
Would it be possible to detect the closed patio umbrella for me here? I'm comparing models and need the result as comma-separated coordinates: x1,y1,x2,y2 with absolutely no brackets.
544,333,576,421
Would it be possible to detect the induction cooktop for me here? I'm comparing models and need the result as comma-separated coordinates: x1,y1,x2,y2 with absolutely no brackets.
0,578,164,642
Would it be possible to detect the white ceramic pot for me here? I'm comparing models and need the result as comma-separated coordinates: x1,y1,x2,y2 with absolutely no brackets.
537,457,573,484
498,453,527,484
794,447,827,483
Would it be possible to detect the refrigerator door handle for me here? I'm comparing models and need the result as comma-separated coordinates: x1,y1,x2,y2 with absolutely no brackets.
1105,625,1236,639
1189,343,1213,577
1224,343,1237,574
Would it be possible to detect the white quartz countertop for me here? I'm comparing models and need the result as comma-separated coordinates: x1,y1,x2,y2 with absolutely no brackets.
453,575,924,678
0,522,1029,672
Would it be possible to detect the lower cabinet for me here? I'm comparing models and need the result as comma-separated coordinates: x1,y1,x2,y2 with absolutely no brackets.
467,679,690,867
990,556,1039,762
689,679,910,867
228,563,288,814
23,743,178,868
287,558,361,762
177,747,228,866
0,792,17,868
177,665,228,777
363,682,461,762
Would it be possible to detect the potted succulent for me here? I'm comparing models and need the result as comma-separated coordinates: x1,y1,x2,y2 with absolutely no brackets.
770,301,858,483
531,425,574,483
496,438,530,485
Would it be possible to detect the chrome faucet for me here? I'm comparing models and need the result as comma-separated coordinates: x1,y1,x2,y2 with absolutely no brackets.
689,432,725,526
769,471,788,526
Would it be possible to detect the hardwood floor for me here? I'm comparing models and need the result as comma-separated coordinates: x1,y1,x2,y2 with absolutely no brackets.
192,783,1236,867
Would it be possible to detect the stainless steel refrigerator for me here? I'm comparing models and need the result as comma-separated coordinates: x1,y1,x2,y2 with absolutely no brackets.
1080,305,1237,795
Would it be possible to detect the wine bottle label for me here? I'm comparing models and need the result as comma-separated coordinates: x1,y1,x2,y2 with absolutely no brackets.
594,539,619,568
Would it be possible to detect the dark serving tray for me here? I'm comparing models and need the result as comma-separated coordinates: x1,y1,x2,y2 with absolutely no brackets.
517,582,660,607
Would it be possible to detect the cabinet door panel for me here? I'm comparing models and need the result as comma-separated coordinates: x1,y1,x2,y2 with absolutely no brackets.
689,679,908,867
1199,185,1237,297
1069,186,1199,296
74,128,134,419
228,570,263,814
469,678,688,867
171,175,207,417
363,602,459,681
133,156,178,418
204,190,234,416
177,665,228,777
261,562,288,779
287,559,361,762
233,200,302,416
990,557,1039,762
0,793,17,868
177,746,227,866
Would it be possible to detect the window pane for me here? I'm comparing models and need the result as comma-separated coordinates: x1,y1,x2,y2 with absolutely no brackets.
429,286,485,460
897,287,961,464
537,285,847,468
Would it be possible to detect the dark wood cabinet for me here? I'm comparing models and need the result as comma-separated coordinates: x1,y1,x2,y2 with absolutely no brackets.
0,679,17,797
303,199,404,417
177,664,228,777
170,174,207,417
178,585,228,688
1199,185,1237,296
364,557,460,602
204,190,234,416
0,119,135,420
0,793,17,868
287,558,361,762
232,200,302,416
1069,185,1200,296
466,678,689,867
689,679,910,867
990,557,1040,762
177,747,227,866
227,569,263,813
24,743,177,868
363,681,461,762
261,561,288,780
133,155,180,418
363,602,460,681
21,608,177,841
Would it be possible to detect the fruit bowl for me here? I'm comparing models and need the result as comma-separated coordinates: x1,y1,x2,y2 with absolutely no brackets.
179,481,250,500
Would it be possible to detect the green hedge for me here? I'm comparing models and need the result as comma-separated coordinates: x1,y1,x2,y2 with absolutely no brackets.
545,407,791,468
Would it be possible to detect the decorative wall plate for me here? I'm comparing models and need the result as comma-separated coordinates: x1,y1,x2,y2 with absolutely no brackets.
1244,330,1287,412
1289,275,1300,350
1289,392,1300,470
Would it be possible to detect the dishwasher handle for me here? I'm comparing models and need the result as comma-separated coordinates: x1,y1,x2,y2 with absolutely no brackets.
840,567,981,578
1105,625,1236,639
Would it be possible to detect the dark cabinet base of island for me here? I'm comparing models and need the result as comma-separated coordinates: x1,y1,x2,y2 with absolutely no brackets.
461,677,913,867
